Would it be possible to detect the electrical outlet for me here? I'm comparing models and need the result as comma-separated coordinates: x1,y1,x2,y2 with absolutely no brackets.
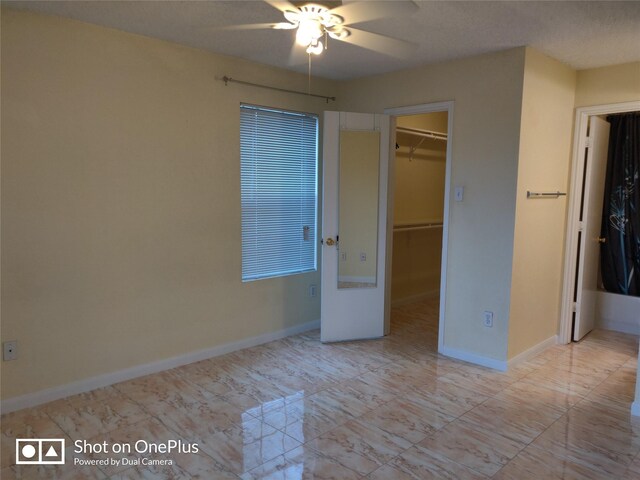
3,341,18,361
483,311,494,328
308,284,317,297
360,252,366,262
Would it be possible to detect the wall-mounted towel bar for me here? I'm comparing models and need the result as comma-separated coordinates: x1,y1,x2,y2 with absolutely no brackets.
526,191,567,198
394,222,444,232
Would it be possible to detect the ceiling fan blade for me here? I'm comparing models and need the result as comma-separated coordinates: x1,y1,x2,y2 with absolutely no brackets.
216,23,282,31
330,1,418,25
338,27,417,58
265,0,299,13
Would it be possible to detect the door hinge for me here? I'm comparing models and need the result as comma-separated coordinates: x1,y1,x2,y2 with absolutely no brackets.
572,302,577,313
584,136,591,148
577,221,584,232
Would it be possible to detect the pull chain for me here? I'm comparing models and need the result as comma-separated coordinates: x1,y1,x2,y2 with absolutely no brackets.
308,53,311,95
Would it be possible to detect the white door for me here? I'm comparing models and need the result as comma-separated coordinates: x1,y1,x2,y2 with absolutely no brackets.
321,111,391,342
574,116,610,341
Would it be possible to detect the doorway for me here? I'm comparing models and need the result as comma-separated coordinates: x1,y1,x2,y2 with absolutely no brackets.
560,101,640,344
385,102,453,351
319,104,453,347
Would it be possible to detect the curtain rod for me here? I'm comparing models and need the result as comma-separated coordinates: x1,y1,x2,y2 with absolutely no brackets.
221,76,336,103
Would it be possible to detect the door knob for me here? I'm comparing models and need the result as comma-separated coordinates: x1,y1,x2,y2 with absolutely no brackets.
598,237,606,244
325,238,336,246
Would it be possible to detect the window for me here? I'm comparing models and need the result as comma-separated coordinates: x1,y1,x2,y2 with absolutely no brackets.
240,104,318,281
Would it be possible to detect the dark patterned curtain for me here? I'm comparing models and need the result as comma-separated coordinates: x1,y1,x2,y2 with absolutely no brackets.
600,113,640,297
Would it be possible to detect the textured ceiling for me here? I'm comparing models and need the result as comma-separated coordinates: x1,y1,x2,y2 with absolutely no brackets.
4,1,640,80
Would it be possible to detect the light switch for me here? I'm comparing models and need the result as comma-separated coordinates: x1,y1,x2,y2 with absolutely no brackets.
455,186,464,202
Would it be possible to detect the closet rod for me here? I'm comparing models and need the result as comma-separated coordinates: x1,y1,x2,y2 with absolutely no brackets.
394,222,444,232
220,76,336,103
396,126,448,141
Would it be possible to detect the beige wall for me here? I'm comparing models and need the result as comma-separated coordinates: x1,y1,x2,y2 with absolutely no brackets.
0,10,339,399
575,62,640,108
392,113,447,303
340,48,527,361
508,49,576,359
397,112,448,134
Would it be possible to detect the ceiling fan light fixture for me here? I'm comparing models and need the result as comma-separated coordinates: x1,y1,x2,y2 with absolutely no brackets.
327,14,344,25
326,26,350,40
283,10,300,23
306,40,323,55
296,18,323,46
236,0,419,60
299,4,330,18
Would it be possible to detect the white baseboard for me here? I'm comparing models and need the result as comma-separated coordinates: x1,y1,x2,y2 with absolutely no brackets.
632,401,640,417
1,319,320,414
598,320,640,336
391,290,439,307
507,335,558,368
439,345,507,371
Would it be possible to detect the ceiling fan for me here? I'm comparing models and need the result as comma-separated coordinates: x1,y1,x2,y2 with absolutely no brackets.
223,1,418,59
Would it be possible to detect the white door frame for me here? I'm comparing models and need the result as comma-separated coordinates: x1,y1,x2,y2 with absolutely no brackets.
384,101,454,353
559,100,640,344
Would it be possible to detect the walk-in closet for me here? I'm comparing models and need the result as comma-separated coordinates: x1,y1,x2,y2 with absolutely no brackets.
391,112,448,308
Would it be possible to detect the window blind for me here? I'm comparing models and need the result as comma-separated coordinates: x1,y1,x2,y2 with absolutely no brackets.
240,104,318,281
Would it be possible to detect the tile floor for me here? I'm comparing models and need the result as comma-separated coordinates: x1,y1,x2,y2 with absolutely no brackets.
2,298,640,479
